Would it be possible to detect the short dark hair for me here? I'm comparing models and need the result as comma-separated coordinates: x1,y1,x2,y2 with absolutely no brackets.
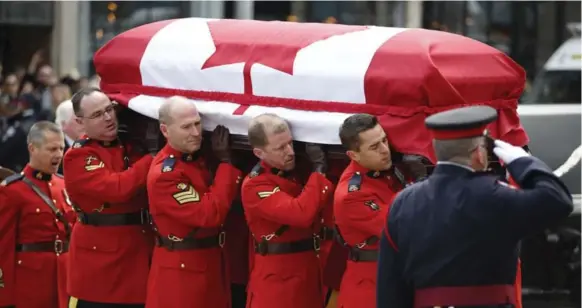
339,113,379,151
71,87,103,116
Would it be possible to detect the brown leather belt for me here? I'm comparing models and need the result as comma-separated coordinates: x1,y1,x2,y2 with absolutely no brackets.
157,233,225,251
319,226,336,241
77,210,149,226
414,285,516,308
254,238,317,256
16,240,69,254
348,249,378,262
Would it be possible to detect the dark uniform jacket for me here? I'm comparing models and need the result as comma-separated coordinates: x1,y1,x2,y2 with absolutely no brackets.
377,156,574,308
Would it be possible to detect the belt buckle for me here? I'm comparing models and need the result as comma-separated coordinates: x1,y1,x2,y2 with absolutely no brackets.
218,231,226,248
77,213,88,224
348,249,360,262
313,235,321,252
54,239,64,255
256,241,268,256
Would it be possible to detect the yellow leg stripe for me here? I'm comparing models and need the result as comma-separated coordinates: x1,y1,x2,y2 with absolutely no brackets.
68,296,78,308
325,289,339,308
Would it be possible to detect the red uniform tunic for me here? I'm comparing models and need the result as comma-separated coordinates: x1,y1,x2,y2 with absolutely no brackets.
507,175,523,308
333,161,406,308
0,166,75,308
63,136,154,304
145,145,242,308
241,162,333,308
315,160,348,307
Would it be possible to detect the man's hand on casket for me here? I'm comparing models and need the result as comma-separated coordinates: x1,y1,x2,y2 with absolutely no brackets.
212,125,232,163
305,143,327,174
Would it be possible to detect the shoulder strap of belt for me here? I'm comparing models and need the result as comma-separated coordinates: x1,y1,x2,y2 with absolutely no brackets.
393,166,408,188
255,224,289,243
274,225,289,237
334,224,348,246
21,177,72,239
120,138,130,170
334,224,378,249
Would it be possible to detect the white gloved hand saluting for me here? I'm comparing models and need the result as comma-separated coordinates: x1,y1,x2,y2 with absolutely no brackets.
493,139,530,164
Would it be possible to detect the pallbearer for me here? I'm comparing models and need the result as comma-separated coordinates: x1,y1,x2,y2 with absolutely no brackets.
0,121,75,308
333,114,410,308
145,96,242,308
241,113,332,308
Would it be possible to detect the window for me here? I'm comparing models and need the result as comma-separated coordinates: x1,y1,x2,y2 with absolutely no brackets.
423,1,466,34
306,1,376,25
522,70,581,104
254,1,291,21
0,1,53,26
88,1,187,75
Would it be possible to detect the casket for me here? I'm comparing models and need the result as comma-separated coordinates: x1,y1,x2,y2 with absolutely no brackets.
94,18,529,163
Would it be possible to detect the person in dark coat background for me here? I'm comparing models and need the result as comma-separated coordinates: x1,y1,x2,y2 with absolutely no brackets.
376,106,574,308
0,94,38,172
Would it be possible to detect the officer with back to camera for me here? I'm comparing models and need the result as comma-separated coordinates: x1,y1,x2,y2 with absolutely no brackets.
376,105,574,308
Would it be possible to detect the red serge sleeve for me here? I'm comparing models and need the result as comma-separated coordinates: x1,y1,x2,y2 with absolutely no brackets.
336,191,390,239
241,172,333,228
0,187,17,306
63,147,153,205
150,163,242,228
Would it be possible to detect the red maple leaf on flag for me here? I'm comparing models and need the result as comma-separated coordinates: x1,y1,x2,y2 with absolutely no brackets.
202,19,368,95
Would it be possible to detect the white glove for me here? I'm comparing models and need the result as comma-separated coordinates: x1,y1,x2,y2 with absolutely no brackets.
493,140,530,164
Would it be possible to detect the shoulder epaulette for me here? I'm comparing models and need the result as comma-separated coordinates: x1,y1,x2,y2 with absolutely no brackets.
0,173,24,186
161,155,177,173
248,163,264,178
71,138,91,149
347,172,362,192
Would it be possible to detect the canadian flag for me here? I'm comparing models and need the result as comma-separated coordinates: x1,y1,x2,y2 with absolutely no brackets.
94,18,528,162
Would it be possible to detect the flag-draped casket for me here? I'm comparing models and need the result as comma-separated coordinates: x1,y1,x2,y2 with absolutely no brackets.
93,17,529,163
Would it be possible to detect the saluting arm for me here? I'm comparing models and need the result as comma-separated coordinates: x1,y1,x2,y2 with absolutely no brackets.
242,172,332,228
153,164,241,228
496,156,574,236
63,148,153,204
0,188,17,306
337,192,391,238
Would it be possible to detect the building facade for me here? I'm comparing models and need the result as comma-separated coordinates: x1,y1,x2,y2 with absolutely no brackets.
0,1,578,81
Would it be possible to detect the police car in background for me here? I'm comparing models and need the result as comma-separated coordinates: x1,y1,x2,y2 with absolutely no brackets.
518,23,581,307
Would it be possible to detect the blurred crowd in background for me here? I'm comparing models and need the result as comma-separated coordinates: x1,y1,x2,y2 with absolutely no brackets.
0,49,99,172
